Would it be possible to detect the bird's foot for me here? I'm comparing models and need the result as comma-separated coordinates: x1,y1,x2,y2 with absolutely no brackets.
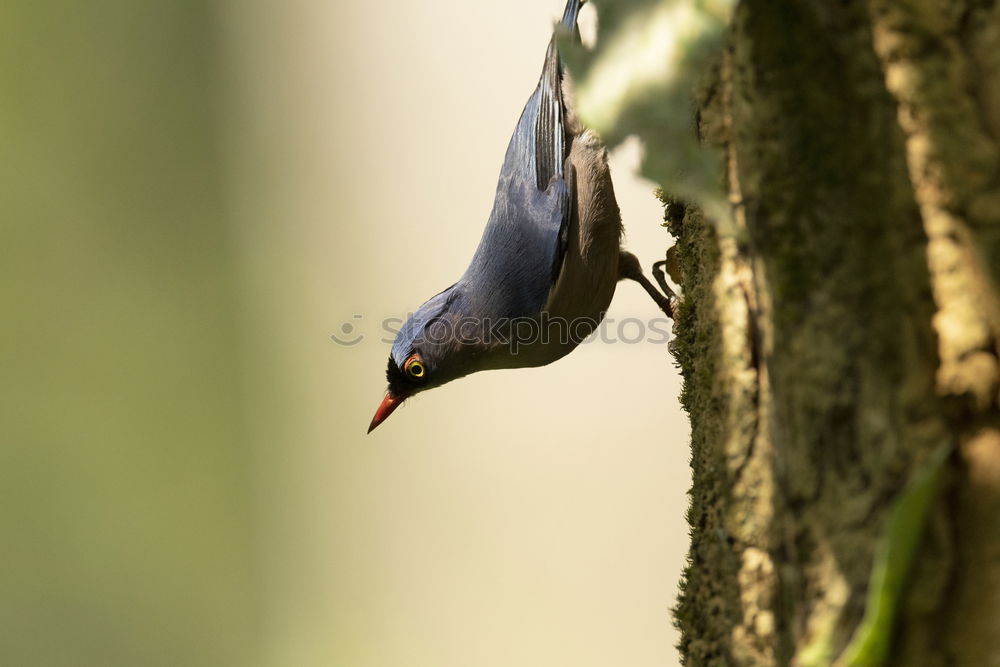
619,251,679,319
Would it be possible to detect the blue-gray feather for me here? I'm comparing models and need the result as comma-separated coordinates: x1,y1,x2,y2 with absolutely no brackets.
459,89,572,320
389,0,583,368
561,0,583,28
457,0,583,319
535,39,565,191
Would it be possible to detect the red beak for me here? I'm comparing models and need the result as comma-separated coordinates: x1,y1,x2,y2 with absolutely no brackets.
368,392,403,433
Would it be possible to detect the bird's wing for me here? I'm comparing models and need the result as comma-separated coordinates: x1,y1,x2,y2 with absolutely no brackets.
458,22,579,320
534,37,565,192
460,158,574,320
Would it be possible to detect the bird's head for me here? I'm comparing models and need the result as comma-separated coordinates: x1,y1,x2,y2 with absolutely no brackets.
368,284,485,433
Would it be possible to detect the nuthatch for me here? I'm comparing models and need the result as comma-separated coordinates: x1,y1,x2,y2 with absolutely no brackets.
369,0,676,433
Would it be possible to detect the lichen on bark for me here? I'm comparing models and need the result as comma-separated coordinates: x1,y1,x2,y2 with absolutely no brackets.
665,0,1000,664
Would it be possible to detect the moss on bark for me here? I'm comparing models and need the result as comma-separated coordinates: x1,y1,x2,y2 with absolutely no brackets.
668,0,1000,664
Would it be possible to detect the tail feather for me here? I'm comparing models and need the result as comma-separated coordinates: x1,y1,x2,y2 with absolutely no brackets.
561,0,584,30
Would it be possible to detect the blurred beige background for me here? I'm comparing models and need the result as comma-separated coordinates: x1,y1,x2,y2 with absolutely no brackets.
222,2,691,665
2,1,689,665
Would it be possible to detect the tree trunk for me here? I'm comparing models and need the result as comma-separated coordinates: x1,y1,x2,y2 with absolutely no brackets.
669,1,1000,664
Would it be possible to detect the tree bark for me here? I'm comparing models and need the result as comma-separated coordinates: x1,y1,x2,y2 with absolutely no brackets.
669,1,1000,664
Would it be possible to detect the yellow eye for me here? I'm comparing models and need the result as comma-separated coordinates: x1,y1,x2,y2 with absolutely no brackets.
404,356,425,378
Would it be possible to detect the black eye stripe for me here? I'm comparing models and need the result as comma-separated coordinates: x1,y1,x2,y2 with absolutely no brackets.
387,354,428,394
386,356,406,386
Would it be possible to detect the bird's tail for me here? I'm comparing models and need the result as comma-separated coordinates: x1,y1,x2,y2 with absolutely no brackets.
560,0,584,31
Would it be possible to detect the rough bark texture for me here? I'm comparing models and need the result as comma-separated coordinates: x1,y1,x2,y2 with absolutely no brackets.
669,1,1000,664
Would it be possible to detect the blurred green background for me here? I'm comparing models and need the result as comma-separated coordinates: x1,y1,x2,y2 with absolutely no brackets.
0,2,690,665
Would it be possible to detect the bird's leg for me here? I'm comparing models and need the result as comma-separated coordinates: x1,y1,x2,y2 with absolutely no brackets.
618,251,678,319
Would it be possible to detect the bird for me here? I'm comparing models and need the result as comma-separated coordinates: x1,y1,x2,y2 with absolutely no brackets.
368,0,677,433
